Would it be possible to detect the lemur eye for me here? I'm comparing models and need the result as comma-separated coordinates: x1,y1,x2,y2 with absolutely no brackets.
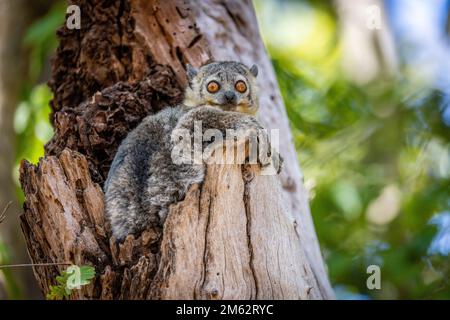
207,81,220,93
235,80,247,93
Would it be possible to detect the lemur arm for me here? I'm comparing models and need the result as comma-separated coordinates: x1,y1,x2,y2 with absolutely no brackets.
176,105,263,133
175,106,283,173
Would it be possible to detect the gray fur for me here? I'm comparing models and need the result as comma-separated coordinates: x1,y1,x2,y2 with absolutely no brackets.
104,61,277,241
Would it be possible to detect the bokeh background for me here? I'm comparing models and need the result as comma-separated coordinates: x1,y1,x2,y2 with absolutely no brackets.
0,0,449,299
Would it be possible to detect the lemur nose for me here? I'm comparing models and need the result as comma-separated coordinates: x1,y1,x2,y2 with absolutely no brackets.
224,91,236,102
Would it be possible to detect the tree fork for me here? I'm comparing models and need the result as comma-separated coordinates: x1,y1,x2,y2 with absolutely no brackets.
19,0,334,299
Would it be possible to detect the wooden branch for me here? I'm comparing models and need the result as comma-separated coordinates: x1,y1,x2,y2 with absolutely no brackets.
0,201,12,224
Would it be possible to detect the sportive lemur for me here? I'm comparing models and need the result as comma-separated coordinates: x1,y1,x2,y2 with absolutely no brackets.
104,61,282,240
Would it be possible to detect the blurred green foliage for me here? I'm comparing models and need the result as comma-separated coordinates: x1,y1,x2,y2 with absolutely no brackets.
13,2,64,199
0,1,64,300
0,242,21,299
255,0,450,299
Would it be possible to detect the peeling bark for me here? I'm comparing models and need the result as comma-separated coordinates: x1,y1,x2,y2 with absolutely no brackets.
19,0,334,299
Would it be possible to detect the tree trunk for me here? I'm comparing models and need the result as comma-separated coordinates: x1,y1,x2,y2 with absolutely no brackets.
19,0,334,299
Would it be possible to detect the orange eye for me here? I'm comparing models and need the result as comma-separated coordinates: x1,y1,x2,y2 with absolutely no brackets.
235,80,247,93
207,81,220,93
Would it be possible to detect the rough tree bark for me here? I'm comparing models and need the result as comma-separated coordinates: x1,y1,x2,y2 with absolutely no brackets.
19,0,334,299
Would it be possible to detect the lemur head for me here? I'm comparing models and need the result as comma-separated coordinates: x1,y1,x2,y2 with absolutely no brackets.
183,61,259,115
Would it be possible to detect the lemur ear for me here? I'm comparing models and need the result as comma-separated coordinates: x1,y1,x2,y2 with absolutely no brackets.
249,64,258,77
186,64,198,81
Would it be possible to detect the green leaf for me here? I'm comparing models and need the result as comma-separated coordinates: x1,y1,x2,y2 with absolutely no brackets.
79,266,96,285
45,265,96,300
